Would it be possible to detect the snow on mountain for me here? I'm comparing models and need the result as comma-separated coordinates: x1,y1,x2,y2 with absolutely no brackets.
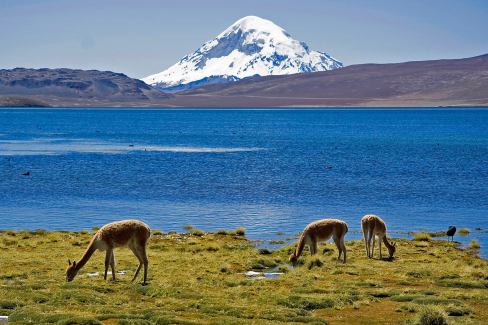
142,16,343,91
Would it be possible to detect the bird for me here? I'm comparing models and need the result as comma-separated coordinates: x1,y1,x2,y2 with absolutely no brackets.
21,171,30,176
446,226,456,242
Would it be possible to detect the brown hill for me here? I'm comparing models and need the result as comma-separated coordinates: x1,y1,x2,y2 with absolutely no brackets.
1,55,487,107
0,68,171,107
168,54,488,107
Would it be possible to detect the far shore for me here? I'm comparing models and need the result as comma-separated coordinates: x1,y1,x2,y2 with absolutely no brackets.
1,105,488,110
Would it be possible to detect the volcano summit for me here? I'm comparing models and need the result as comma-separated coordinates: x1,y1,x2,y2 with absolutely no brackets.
142,16,343,91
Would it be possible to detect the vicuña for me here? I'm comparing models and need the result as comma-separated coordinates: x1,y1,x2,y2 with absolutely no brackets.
361,214,396,259
289,218,348,264
66,219,151,284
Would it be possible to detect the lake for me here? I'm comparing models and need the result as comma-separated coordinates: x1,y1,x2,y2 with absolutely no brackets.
1,108,487,256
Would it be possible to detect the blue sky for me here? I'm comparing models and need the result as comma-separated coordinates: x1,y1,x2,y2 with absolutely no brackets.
1,0,487,78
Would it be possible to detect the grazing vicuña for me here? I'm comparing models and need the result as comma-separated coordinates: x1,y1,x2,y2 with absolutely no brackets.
66,219,151,284
361,214,396,259
289,218,348,264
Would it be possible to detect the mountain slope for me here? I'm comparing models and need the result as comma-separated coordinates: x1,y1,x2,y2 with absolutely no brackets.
0,68,170,106
1,55,486,107
167,54,488,107
142,16,342,91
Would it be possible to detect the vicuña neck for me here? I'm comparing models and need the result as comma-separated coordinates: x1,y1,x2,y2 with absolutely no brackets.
75,239,97,271
294,232,307,258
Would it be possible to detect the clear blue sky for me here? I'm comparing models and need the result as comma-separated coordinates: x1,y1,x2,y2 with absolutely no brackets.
1,0,487,78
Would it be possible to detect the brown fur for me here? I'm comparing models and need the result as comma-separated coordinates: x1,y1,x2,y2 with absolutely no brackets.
361,214,396,259
66,219,151,284
289,218,348,264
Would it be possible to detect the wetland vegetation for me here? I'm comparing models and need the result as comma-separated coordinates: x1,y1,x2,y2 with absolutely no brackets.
0,229,486,324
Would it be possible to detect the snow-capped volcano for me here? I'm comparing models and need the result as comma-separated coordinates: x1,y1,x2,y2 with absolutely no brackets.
142,16,343,91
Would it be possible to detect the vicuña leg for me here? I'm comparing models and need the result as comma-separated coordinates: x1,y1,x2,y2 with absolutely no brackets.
379,236,383,259
333,236,342,261
140,245,148,284
367,228,374,258
363,227,369,257
110,251,116,281
371,235,376,259
104,247,113,281
129,245,143,282
310,237,318,255
340,236,347,263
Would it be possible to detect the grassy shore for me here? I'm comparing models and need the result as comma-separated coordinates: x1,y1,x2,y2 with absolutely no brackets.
0,229,486,324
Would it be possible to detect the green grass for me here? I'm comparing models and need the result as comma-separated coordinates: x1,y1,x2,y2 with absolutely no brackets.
189,229,205,237
469,239,480,249
268,240,286,245
444,304,472,316
0,230,486,324
413,233,432,241
233,227,246,236
425,231,446,238
416,306,448,325
183,224,194,231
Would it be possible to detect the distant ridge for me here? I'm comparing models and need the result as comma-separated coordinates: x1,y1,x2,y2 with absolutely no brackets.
0,68,171,107
0,54,487,107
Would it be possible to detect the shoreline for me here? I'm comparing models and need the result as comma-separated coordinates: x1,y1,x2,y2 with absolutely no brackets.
1,226,485,258
1,105,488,110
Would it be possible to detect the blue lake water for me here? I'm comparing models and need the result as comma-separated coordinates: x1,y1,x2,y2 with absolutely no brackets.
1,108,487,256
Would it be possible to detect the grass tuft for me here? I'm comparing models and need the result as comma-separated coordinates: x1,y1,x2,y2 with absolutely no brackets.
205,243,219,252
269,240,285,244
469,239,480,250
233,227,246,236
398,303,418,313
407,270,432,278
183,224,194,231
306,257,324,270
416,306,448,325
258,248,272,255
279,295,335,310
458,228,470,236
0,300,23,310
413,233,432,241
445,304,472,316
190,229,205,237
57,316,103,325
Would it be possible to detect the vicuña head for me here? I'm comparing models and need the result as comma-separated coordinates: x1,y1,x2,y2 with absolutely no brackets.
387,241,397,259
65,219,151,284
290,218,348,264
66,259,78,282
